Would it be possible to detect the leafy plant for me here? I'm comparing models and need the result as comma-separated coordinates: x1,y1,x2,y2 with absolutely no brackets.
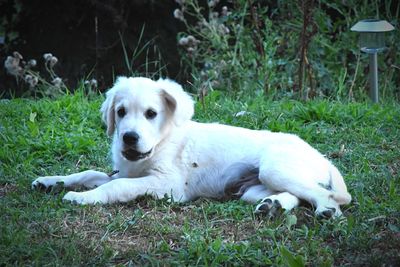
174,0,400,101
174,0,280,97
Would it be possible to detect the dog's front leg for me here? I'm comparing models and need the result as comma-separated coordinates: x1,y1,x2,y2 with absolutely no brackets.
63,176,183,205
32,170,112,190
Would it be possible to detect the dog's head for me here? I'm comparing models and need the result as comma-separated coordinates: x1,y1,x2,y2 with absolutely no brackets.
100,77,194,161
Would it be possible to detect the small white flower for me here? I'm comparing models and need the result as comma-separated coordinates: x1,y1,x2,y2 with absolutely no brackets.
221,6,229,16
24,74,33,82
27,59,37,67
43,53,53,61
173,9,185,21
4,56,22,76
187,35,199,45
52,77,62,87
26,75,38,88
178,37,189,46
84,79,97,88
90,79,98,87
49,56,58,67
30,77,39,88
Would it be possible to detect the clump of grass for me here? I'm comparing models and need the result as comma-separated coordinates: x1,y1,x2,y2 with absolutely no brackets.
1,89,399,266
119,25,168,80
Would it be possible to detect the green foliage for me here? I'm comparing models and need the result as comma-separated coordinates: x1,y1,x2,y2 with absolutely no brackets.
1,91,399,265
175,0,400,100
119,25,168,80
175,0,280,96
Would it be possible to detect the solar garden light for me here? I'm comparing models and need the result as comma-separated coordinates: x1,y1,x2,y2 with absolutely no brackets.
351,19,394,103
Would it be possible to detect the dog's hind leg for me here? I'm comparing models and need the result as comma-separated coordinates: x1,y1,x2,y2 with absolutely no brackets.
32,170,113,190
238,184,300,217
240,184,274,203
257,155,345,218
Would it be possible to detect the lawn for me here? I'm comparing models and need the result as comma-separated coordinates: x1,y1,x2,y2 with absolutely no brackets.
0,90,399,266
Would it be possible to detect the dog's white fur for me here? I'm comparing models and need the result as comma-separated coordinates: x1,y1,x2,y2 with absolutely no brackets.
32,77,351,217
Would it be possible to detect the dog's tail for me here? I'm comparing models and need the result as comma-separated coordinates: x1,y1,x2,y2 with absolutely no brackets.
329,165,352,205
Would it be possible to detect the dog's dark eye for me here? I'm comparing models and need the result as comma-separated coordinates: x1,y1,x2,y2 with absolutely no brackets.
117,107,126,118
145,109,157,120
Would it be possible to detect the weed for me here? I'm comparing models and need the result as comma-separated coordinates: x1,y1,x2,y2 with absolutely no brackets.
3,51,99,98
119,24,168,80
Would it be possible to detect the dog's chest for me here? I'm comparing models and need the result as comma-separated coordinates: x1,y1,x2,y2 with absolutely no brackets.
116,157,151,178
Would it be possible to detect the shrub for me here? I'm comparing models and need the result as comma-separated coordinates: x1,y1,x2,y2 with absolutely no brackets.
174,0,400,101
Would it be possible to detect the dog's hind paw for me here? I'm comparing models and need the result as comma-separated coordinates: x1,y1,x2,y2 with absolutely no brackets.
315,206,342,219
255,198,283,218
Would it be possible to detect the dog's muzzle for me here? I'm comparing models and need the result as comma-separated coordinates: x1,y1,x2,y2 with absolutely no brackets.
122,148,152,161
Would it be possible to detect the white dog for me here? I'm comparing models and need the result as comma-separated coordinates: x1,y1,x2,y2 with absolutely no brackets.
32,77,351,218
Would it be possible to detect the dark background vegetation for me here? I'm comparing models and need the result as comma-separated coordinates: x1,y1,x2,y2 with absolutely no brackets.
0,0,184,94
0,0,399,99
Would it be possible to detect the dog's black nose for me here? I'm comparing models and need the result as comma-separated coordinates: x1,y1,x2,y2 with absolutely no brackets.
123,131,139,146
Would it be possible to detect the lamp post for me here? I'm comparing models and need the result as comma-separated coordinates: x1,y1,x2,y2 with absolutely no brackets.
351,19,394,103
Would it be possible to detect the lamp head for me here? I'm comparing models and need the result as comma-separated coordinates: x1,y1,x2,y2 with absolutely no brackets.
351,19,394,53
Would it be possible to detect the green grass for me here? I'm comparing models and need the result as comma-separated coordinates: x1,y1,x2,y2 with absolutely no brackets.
1,91,399,266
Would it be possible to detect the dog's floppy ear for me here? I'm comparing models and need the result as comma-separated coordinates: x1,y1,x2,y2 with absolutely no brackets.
158,78,194,126
101,78,126,136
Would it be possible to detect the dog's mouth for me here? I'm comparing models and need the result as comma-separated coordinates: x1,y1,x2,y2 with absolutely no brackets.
122,149,152,161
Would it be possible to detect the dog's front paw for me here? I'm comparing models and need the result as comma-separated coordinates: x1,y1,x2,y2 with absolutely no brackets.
63,190,107,205
32,176,63,191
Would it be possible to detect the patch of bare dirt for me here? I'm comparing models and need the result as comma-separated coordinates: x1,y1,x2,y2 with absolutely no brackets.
0,183,17,198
